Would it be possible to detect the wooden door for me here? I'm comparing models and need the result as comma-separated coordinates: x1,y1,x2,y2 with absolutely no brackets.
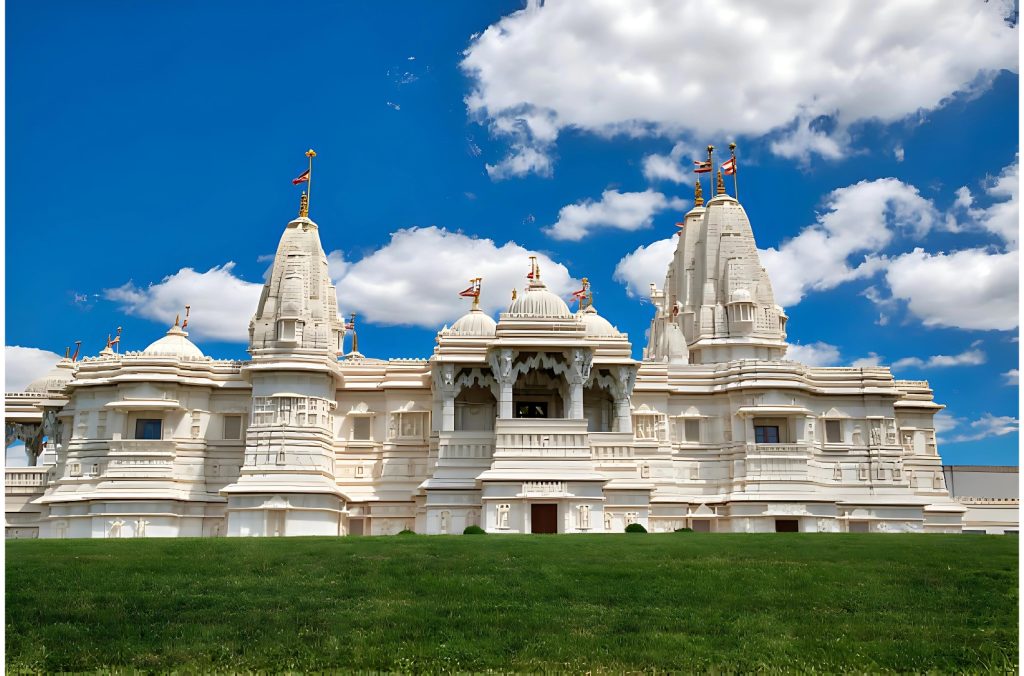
531,504,558,533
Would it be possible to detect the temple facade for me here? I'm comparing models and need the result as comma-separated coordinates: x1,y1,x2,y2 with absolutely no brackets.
4,175,965,537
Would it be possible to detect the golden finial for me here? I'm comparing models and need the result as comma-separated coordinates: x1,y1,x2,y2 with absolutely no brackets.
306,149,317,159
729,141,736,152
174,313,181,327
64,346,71,359
694,178,704,207
299,191,309,217
183,305,190,329
716,170,726,195
512,288,518,301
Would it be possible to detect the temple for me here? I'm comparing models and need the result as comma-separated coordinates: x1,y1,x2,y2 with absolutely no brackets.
5,169,969,537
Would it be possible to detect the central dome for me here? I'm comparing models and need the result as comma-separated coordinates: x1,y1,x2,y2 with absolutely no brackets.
143,321,204,359
507,281,572,318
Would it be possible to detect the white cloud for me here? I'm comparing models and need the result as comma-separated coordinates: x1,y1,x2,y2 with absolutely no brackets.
891,343,987,370
1003,368,1019,385
851,352,883,368
956,158,1019,246
785,341,841,366
759,178,938,306
885,247,1019,330
894,145,905,163
5,346,63,393
545,189,686,241
334,226,579,327
642,142,697,184
462,1,1017,175
105,263,263,342
613,237,676,298
945,413,1019,444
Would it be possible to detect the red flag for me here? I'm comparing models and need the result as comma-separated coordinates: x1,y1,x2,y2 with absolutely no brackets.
572,288,587,299
722,157,737,176
344,321,355,330
459,285,478,297
526,271,534,279
693,160,712,174
292,169,310,185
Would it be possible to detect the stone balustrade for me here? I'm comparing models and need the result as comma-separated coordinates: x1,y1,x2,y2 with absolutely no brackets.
437,432,494,459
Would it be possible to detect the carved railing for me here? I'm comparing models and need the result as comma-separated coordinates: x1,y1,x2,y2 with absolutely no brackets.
437,432,494,460
494,419,590,458
5,467,51,489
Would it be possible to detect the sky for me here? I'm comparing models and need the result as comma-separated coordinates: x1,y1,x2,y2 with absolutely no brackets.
5,1,1020,465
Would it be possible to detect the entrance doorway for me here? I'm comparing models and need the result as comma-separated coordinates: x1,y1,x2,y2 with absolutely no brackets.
531,504,558,533
775,518,799,533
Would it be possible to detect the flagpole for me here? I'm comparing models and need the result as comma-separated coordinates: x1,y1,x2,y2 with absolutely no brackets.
729,142,738,200
707,145,714,193
305,149,316,217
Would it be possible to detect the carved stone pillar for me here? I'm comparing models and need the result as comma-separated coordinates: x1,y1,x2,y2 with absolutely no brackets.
567,348,593,420
489,349,515,420
613,365,637,434
433,363,457,432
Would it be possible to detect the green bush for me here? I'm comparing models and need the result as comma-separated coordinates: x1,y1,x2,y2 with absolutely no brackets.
675,527,694,532
463,525,486,535
397,529,416,535
624,523,647,533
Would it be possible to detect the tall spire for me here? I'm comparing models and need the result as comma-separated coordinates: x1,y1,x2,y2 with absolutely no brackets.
299,191,309,218
716,170,726,196
694,178,704,207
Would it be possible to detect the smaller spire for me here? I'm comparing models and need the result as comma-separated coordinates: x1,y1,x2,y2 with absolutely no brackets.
64,346,71,359
716,170,726,196
694,178,704,207
182,305,190,329
174,314,181,327
511,288,517,301
299,191,309,218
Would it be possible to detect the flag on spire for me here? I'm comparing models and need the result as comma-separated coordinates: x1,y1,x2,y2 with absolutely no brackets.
722,157,737,176
693,160,712,174
292,169,310,185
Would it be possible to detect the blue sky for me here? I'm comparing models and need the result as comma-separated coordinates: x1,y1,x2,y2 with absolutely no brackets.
6,1,1019,465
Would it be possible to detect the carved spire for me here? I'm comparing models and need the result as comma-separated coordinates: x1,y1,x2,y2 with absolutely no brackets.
716,170,726,196
299,191,309,218
694,178,704,207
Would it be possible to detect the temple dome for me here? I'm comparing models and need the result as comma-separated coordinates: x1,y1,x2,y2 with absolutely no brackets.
143,322,204,358
579,305,618,337
25,358,76,393
507,281,572,318
449,308,497,337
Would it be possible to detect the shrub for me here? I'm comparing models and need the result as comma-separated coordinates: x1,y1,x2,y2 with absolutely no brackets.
624,523,647,533
463,525,486,535
675,527,694,532
397,529,416,535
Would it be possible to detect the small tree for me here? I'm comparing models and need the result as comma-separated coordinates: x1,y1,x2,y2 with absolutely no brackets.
625,523,647,533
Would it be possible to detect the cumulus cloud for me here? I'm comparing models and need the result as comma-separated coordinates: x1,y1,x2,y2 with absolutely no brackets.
954,157,1019,245
933,412,961,436
891,343,987,370
334,226,579,327
545,189,686,241
461,0,1017,175
105,263,263,342
5,346,64,393
785,341,841,367
613,237,676,298
642,142,697,184
851,353,883,368
1003,368,1019,385
943,413,1019,444
104,228,584,339
759,178,938,306
884,247,1019,330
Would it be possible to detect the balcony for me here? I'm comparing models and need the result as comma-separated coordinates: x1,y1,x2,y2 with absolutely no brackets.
437,432,494,460
590,432,635,459
745,443,812,458
108,439,177,456
494,418,590,458
5,467,51,494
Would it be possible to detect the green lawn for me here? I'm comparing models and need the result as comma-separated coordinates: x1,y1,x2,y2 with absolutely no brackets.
5,534,1018,672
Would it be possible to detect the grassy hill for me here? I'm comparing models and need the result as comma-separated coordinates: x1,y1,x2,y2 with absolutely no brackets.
6,534,1018,672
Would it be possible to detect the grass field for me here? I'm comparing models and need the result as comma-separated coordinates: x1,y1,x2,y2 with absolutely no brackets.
5,534,1018,672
